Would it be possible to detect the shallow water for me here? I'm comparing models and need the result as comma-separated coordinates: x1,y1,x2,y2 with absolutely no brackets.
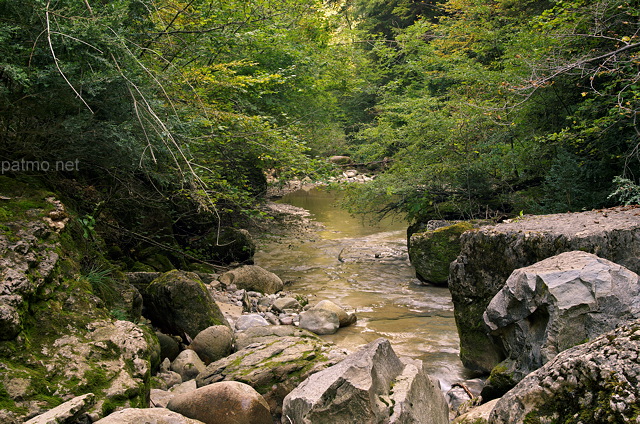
254,187,472,389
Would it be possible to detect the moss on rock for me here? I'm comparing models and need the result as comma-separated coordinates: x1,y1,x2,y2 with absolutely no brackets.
408,222,475,286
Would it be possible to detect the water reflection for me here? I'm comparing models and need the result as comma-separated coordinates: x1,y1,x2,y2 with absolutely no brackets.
254,187,471,389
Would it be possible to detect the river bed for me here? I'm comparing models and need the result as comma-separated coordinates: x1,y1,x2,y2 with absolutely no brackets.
254,187,472,390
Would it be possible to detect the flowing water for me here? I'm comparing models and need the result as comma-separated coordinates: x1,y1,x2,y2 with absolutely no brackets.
254,187,472,390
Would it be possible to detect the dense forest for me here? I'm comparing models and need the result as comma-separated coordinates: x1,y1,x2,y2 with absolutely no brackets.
1,0,639,261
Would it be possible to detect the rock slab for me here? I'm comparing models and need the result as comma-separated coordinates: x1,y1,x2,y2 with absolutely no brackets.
197,335,344,417
95,408,205,424
449,206,640,373
484,251,640,383
24,393,95,424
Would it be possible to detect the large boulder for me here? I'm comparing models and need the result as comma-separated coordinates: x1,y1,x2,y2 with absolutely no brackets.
218,265,283,294
189,325,234,365
483,251,640,387
142,270,228,339
282,338,449,424
489,319,640,423
196,335,344,417
167,381,271,424
96,408,205,424
408,221,474,286
449,206,640,373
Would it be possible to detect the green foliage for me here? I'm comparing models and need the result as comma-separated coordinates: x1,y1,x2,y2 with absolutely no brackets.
609,176,640,206
338,0,640,221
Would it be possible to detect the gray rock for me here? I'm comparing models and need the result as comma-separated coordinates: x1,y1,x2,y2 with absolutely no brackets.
446,379,485,412
171,350,206,381
449,206,640,373
282,338,449,424
311,299,356,327
167,381,271,424
234,325,320,351
272,297,301,312
142,270,229,339
235,314,270,331
150,380,197,408
0,215,61,340
197,335,343,416
190,325,234,365
95,408,205,424
489,319,640,423
298,309,339,335
484,251,640,384
388,358,450,424
24,393,95,424
155,370,182,390
218,265,283,294
150,388,174,408
264,311,279,325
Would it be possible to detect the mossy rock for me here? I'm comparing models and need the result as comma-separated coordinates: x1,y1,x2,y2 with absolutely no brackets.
142,270,229,339
196,336,344,418
408,222,474,286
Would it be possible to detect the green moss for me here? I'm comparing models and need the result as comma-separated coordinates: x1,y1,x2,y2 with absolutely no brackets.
0,383,27,414
410,221,474,285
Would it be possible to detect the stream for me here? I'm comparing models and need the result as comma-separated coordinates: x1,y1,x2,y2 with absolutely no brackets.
254,186,472,390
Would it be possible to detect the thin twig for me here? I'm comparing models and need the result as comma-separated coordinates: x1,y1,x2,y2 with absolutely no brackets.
45,0,94,113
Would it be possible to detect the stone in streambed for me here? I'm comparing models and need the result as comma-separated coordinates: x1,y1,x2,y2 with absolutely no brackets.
449,206,640,373
190,325,234,365
171,350,206,381
196,335,344,416
167,381,271,424
311,299,356,327
272,296,302,312
408,221,474,286
142,270,228,339
298,309,339,335
218,265,283,294
235,314,269,331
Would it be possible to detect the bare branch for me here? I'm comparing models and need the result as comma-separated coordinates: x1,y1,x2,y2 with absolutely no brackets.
45,0,94,113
